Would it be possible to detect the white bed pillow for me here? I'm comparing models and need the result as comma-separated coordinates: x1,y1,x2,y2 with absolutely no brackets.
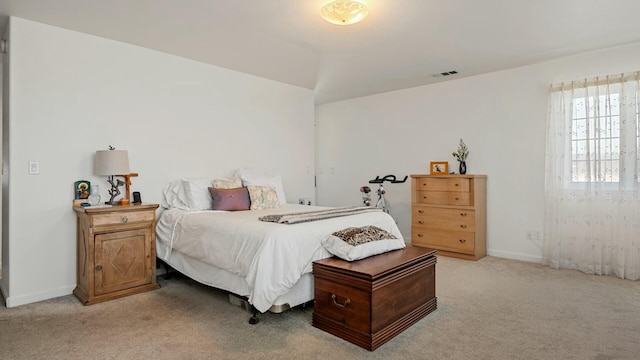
240,174,287,205
181,178,214,210
322,226,406,261
161,181,190,210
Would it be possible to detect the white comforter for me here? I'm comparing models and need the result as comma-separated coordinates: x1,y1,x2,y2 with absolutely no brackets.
156,204,402,312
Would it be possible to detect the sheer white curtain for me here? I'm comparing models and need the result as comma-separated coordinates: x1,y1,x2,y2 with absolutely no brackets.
543,71,640,280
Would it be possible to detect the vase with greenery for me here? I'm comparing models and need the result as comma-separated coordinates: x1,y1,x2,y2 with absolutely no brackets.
452,139,469,174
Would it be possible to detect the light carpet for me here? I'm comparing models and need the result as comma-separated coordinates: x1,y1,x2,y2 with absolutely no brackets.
1,256,639,359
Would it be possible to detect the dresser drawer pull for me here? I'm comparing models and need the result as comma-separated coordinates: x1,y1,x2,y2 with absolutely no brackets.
455,197,459,200
455,183,459,187
418,220,424,224
418,210,424,214
460,213,468,217
330,294,350,308
417,233,424,237
459,239,466,243
460,225,467,229
121,216,129,223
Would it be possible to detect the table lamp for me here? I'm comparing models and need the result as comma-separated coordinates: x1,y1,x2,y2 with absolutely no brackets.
95,146,130,205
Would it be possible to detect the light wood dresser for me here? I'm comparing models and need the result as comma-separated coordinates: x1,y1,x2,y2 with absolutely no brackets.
73,203,160,305
410,174,487,260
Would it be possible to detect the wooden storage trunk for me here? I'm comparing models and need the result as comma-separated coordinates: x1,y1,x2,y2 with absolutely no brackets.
312,246,437,351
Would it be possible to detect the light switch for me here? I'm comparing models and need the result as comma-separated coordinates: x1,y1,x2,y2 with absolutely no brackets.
28,161,39,175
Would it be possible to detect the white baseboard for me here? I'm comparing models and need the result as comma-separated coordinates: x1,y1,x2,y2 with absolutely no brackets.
4,285,74,308
488,249,542,264
406,237,543,264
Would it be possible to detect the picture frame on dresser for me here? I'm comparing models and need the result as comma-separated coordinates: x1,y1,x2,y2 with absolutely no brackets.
429,161,449,175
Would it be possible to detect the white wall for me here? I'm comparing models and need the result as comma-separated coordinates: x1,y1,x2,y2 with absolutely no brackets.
316,42,640,263
0,17,315,307
0,26,5,283
1,21,10,292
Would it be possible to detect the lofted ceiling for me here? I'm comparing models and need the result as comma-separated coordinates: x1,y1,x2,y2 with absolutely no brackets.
2,0,640,104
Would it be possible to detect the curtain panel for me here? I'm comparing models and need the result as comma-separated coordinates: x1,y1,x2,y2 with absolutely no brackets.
543,72,640,280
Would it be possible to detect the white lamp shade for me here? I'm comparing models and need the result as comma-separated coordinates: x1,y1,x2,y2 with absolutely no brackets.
95,150,130,175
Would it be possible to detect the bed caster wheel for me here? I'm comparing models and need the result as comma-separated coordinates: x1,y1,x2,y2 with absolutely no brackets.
249,308,259,325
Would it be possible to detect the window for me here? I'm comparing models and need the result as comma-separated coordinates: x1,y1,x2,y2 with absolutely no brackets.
570,92,622,182
544,71,640,280
556,74,640,187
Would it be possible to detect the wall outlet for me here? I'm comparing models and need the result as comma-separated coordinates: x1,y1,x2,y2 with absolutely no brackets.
28,161,39,175
526,229,542,242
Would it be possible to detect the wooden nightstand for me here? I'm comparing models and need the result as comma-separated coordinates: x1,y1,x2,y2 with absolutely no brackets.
73,203,160,305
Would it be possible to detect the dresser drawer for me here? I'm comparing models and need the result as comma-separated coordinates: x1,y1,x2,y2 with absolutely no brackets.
411,227,475,253
415,191,471,206
416,177,470,192
413,206,475,231
92,211,154,227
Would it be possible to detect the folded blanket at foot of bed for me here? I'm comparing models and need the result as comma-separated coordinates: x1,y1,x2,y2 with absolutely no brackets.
258,206,382,224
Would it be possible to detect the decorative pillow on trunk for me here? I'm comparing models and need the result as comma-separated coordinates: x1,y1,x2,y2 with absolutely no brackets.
322,225,405,261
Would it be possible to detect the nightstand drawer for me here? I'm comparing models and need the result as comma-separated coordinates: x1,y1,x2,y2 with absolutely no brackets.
415,191,471,205
416,177,470,192
411,228,475,253
92,211,154,227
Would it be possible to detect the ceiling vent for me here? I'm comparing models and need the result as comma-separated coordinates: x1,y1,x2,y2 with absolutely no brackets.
432,70,458,78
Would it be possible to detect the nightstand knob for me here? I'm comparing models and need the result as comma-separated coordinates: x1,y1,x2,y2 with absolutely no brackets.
460,213,467,217
418,233,424,237
418,220,424,224
418,210,424,214
459,239,466,243
121,216,128,223
95,265,103,271
460,225,467,229
455,183,459,187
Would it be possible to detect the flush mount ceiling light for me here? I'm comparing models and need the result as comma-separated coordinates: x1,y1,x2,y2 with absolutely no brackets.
321,0,369,26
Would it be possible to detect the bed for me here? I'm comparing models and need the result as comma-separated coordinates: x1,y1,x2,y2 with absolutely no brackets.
156,203,403,314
